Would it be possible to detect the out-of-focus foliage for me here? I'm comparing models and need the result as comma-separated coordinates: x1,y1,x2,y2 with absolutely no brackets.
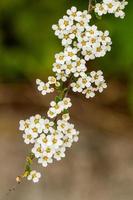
0,0,132,108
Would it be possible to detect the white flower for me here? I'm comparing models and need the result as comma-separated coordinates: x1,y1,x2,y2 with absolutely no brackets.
36,79,54,95
27,170,41,183
95,3,108,16
32,143,43,158
37,133,52,148
50,134,63,149
23,133,35,144
90,70,104,85
95,0,128,19
62,97,72,110
77,74,91,89
115,9,125,18
19,119,30,131
57,119,68,132
58,15,73,31
42,146,55,158
38,154,53,167
52,129,64,139
24,128,37,139
99,30,112,45
50,101,62,114
103,0,119,13
47,108,57,119
67,6,82,21
86,25,99,37
73,58,87,77
26,123,42,137
56,71,68,82
64,61,76,75
82,87,96,99
64,124,77,139
53,63,64,73
55,52,65,65
76,25,112,59
61,33,73,46
48,98,72,119
63,136,73,148
64,46,78,61
76,10,91,31
82,47,95,61
71,82,83,93
40,118,54,134
73,131,80,142
62,113,70,121
95,80,107,93
54,147,66,161
48,76,57,85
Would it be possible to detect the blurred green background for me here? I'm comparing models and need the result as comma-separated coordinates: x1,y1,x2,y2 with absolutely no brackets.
0,0,132,109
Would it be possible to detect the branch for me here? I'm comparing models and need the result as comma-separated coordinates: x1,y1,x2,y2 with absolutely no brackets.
88,0,93,13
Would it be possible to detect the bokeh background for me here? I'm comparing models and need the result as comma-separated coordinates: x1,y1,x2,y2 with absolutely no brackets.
0,0,133,200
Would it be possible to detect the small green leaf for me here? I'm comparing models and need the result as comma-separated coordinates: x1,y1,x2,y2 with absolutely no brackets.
55,96,62,103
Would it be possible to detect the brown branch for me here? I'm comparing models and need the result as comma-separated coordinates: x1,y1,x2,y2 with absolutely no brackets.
88,0,93,13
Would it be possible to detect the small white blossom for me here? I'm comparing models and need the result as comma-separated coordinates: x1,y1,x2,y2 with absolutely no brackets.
55,52,65,65
40,118,54,134
77,74,91,89
64,46,78,61
37,133,52,148
23,133,35,144
36,79,54,95
95,3,108,16
48,98,72,119
71,82,83,93
19,119,30,131
67,6,82,21
63,136,73,148
82,87,96,99
48,76,57,85
51,134,63,149
53,63,64,73
58,15,73,31
38,154,53,167
54,147,66,161
27,170,41,183
90,70,104,85
62,113,70,121
95,0,128,19
62,97,72,109
95,80,107,93
32,143,43,158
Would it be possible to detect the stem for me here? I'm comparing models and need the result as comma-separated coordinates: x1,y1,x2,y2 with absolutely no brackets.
64,75,73,97
20,75,73,181
88,0,92,13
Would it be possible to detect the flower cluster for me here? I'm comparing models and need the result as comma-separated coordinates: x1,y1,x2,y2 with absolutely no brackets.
18,4,127,183
52,7,112,61
47,97,72,118
36,77,58,96
71,70,107,98
19,113,79,182
95,0,128,19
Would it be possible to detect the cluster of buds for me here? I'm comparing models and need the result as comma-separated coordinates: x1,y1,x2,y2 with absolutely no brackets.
19,4,128,183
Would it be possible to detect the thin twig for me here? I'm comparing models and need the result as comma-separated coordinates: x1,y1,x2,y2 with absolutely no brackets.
88,0,92,13
0,183,20,200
